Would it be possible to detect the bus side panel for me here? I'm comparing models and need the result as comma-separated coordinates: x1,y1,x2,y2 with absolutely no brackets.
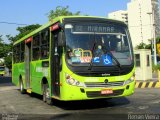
30,61,42,94
30,60,50,95
12,63,25,88
12,64,19,86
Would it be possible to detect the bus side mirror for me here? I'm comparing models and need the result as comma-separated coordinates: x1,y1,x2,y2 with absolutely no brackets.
58,32,65,47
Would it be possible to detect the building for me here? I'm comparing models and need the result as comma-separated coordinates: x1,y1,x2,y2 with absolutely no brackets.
108,0,160,48
108,10,128,24
127,0,153,48
152,0,160,37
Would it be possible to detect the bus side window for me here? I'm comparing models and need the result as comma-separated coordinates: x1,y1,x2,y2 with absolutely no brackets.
40,29,50,59
32,34,40,60
14,44,21,63
20,42,25,62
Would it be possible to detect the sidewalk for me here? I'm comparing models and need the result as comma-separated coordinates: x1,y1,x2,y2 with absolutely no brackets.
135,72,160,88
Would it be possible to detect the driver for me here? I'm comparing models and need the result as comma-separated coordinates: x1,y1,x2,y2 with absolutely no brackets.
94,45,104,57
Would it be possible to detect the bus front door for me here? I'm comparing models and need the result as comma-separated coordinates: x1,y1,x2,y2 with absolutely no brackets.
25,42,31,88
51,31,60,97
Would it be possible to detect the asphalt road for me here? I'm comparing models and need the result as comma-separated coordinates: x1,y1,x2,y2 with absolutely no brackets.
0,77,160,120
0,76,11,84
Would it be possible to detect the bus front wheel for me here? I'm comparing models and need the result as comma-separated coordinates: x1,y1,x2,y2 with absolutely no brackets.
43,84,52,105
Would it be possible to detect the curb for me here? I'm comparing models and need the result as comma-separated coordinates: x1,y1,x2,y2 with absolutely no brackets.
135,81,160,88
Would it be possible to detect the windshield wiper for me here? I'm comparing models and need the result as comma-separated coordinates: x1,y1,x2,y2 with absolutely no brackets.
88,46,122,70
105,50,122,69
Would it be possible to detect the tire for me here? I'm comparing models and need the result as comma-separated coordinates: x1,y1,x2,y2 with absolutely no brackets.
43,84,52,105
19,80,26,94
43,84,46,102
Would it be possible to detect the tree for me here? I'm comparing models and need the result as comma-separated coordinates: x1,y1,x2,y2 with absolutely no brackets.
0,35,5,57
4,55,12,69
136,42,147,49
48,6,81,21
156,36,160,43
3,24,41,70
136,42,152,49
0,35,12,70
0,35,11,58
0,35,4,44
6,24,41,43
2,5,81,69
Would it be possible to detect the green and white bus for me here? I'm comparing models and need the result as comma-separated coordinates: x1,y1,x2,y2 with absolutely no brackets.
12,16,135,104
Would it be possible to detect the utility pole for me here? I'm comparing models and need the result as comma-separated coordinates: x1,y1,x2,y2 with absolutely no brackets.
152,8,157,65
147,5,157,65
147,12,153,54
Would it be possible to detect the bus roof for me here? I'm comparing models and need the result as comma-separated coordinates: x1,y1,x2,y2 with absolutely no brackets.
13,16,126,45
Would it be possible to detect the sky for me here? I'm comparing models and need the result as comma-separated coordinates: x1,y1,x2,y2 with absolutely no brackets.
0,0,130,43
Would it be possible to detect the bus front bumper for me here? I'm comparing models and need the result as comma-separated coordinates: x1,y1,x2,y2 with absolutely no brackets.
57,80,135,101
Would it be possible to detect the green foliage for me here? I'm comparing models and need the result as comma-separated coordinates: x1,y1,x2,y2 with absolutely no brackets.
135,36,160,50
4,24,41,70
6,24,41,43
0,35,4,43
0,35,11,58
4,55,12,69
156,36,160,43
0,35,12,70
136,42,151,49
145,44,151,49
6,35,15,45
1,5,82,70
152,63,160,72
48,6,81,21
136,42,147,49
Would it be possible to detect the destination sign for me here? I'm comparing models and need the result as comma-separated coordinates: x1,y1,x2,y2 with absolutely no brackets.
72,24,122,33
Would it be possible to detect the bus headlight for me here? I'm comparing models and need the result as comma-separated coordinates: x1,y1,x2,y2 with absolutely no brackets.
124,76,135,85
66,74,85,87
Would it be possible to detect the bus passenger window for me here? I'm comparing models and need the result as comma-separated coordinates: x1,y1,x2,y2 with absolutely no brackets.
40,29,49,59
20,42,25,62
32,34,40,60
41,46,49,59
13,44,20,63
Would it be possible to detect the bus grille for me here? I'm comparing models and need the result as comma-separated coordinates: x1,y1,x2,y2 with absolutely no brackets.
85,81,124,88
86,89,124,98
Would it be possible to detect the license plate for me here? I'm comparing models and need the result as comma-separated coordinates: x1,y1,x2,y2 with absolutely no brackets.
101,89,113,95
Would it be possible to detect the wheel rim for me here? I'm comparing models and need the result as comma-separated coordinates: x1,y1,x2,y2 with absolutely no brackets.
46,88,50,99
43,86,46,102
20,81,23,91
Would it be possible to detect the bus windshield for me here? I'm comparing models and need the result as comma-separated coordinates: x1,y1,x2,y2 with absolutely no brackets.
65,23,133,67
